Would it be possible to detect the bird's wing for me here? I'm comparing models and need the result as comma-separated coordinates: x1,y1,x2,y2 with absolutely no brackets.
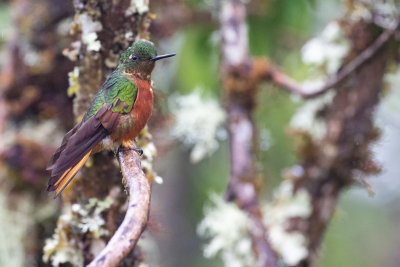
47,71,138,196
46,121,82,170
84,70,138,120
47,107,114,196
103,72,138,114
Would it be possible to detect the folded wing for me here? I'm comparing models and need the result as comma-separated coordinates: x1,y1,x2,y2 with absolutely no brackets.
47,107,119,196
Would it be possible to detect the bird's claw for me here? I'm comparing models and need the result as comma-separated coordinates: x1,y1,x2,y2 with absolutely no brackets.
119,146,143,156
133,147,144,156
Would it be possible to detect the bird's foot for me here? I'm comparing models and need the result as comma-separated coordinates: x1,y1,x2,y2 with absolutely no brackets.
119,146,143,156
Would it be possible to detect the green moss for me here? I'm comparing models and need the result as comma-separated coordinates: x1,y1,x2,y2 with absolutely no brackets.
43,197,113,266
67,67,80,97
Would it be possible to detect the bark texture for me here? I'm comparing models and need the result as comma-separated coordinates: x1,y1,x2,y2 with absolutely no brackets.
0,0,74,265
87,147,151,267
44,1,153,266
292,21,392,266
221,1,278,266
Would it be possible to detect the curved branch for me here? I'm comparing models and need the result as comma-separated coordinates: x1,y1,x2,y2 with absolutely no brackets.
260,19,400,98
87,146,151,267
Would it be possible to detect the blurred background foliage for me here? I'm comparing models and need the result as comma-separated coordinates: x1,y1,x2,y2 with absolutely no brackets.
0,0,399,266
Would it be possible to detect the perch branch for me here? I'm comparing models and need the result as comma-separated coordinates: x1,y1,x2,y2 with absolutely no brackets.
221,1,278,266
257,19,400,98
87,145,151,267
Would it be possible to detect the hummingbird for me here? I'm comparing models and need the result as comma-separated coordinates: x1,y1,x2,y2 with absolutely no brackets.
47,40,175,196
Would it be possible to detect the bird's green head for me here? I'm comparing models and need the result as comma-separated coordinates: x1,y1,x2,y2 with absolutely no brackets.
119,40,175,80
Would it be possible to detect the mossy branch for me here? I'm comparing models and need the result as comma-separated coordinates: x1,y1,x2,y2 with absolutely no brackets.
255,19,400,98
87,145,151,267
221,1,278,267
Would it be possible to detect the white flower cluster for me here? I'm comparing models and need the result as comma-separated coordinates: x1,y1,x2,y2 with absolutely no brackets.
291,21,350,139
140,132,163,184
197,194,256,267
262,181,312,266
302,21,350,76
169,90,227,163
43,197,112,266
79,13,102,52
71,197,112,238
126,0,149,16
198,187,312,266
349,0,400,29
43,211,84,267
67,66,80,96
290,91,335,140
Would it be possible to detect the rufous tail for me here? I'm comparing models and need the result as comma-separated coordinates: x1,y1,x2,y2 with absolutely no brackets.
51,151,91,196
47,106,118,197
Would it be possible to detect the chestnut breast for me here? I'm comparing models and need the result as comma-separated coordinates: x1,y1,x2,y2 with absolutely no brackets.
111,78,153,142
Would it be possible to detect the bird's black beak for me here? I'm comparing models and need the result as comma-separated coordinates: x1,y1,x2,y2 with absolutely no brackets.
151,53,176,61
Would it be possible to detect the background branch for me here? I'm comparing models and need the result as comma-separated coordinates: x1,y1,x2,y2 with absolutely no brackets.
290,20,392,266
87,147,151,267
254,19,399,98
221,1,278,266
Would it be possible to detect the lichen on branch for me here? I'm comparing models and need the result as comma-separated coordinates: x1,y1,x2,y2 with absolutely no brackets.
44,0,154,266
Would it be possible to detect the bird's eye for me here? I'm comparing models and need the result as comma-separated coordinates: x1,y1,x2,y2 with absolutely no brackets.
131,56,138,61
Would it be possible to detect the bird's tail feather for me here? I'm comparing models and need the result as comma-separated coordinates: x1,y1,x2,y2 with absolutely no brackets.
47,111,110,197
53,151,91,196
46,122,82,171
